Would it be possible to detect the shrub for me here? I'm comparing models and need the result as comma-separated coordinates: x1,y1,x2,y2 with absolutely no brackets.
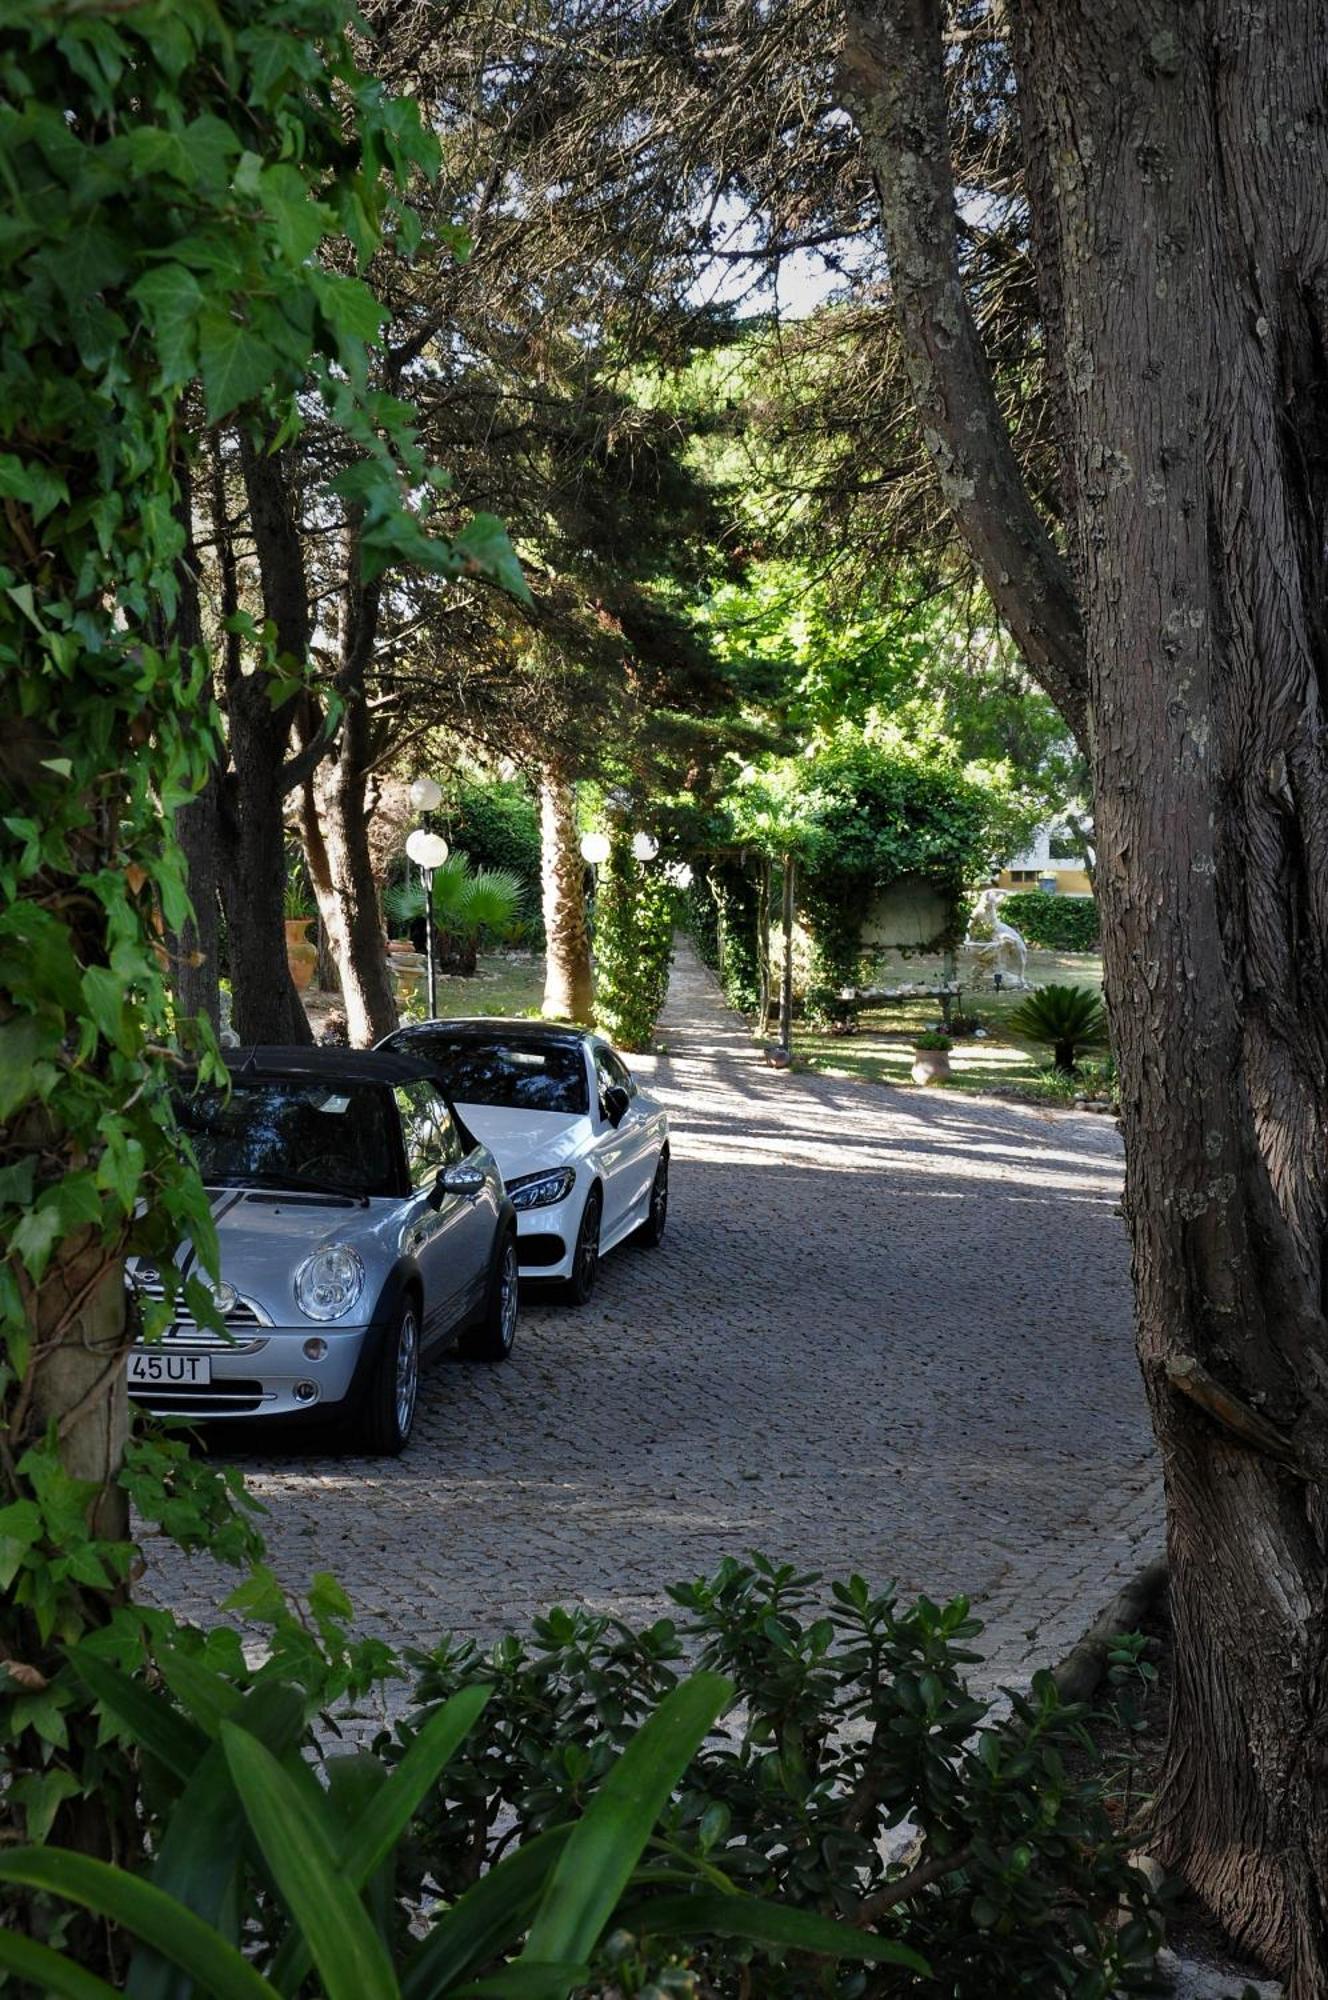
1006,983,1110,1073
913,1031,953,1052
387,1557,1162,1996
0,1556,1163,1998
447,778,543,940
594,831,675,1049
1000,891,1100,951
386,854,525,971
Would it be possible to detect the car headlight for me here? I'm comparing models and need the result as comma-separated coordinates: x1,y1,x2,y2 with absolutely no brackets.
293,1245,364,1321
507,1167,576,1211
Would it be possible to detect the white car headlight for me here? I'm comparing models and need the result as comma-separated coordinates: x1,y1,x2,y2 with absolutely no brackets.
507,1166,576,1211
294,1245,364,1321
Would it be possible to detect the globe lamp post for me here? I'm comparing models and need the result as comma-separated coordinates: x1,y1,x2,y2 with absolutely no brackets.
405,828,449,1018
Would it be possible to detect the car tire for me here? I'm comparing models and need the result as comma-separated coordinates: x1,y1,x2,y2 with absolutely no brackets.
459,1225,519,1362
560,1185,601,1307
355,1296,420,1456
633,1148,669,1248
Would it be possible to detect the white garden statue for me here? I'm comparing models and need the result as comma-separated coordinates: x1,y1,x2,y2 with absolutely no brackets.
962,887,1029,989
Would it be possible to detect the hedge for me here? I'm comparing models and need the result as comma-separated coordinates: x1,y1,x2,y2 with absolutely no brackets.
1000,889,1100,951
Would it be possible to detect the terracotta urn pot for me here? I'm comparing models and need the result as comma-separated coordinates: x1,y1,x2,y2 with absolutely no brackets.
284,918,318,993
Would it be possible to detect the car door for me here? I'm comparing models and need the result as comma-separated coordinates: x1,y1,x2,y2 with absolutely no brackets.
394,1082,476,1343
430,1092,498,1323
590,1042,655,1241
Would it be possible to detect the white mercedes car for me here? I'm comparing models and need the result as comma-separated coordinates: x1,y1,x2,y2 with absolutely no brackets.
378,1019,669,1303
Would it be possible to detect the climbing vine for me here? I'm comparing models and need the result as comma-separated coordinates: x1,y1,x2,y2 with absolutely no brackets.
0,0,518,1866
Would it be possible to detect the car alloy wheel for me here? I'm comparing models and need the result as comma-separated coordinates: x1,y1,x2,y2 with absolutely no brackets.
395,1304,419,1436
562,1188,601,1306
498,1236,519,1351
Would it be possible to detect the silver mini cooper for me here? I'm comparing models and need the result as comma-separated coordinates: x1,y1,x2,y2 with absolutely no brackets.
126,1048,519,1454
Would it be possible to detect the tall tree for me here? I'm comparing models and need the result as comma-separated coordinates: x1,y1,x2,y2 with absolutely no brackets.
840,2,1328,1987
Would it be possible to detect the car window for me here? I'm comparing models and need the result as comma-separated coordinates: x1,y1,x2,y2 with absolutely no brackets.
400,1035,590,1115
395,1082,449,1185
592,1044,634,1114
433,1095,465,1165
602,1046,636,1098
176,1081,396,1197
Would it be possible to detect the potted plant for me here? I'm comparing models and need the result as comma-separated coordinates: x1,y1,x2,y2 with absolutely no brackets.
283,877,318,992
911,1030,952,1085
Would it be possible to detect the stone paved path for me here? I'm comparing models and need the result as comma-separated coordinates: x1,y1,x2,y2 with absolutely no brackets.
147,941,1162,1699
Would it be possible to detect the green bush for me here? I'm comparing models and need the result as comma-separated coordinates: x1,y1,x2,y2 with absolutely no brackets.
999,891,1100,951
594,831,675,1049
446,779,543,940
0,1555,1163,1998
710,862,762,1015
390,1557,1161,1996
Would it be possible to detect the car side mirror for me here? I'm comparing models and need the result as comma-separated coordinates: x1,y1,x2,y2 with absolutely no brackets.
602,1084,630,1128
438,1162,485,1197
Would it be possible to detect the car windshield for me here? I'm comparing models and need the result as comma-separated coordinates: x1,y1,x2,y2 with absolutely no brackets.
408,1036,589,1115
176,1080,397,1197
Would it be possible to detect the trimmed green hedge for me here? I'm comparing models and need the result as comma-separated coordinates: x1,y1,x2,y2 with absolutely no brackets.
999,890,1100,950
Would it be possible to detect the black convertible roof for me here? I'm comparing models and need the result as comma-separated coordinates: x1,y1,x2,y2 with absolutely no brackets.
226,1046,441,1086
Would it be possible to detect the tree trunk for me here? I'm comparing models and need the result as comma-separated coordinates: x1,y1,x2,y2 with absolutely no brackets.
302,748,398,1046
538,762,594,1022
849,3,1328,1986
297,532,398,1047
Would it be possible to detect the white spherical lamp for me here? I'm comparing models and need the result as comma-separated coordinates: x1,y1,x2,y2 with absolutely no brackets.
579,831,611,866
406,830,449,871
631,832,659,862
409,775,443,813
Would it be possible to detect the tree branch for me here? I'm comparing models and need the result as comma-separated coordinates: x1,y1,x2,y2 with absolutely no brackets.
839,0,1088,745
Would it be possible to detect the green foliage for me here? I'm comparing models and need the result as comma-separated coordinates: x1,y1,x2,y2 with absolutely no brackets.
0,0,519,1878
446,779,543,936
705,862,763,1015
912,1032,952,1052
386,855,525,946
1005,985,1110,1074
0,1650,912,1999
593,833,676,1050
730,730,1024,1019
999,891,1100,951
386,1556,1161,1996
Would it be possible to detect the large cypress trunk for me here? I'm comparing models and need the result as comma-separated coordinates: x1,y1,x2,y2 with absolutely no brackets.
846,1,1328,1984
1010,8,1328,1985
538,762,594,1022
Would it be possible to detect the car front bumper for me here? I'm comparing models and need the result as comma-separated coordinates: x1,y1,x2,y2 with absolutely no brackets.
513,1204,577,1281
127,1324,374,1423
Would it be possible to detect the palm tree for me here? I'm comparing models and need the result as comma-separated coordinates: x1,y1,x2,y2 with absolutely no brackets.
385,855,524,976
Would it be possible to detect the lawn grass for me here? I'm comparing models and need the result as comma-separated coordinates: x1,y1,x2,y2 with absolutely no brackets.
792,947,1108,1106
424,951,546,1020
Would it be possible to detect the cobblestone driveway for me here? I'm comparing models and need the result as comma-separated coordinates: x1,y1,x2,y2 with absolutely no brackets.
147,942,1161,1697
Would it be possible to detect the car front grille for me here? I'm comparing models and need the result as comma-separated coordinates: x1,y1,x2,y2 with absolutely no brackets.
128,1268,268,1344
130,1379,269,1416
518,1233,568,1268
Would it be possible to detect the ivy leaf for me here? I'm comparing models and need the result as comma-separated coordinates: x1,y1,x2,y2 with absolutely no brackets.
0,1500,43,1593
258,164,329,264
0,1015,60,1119
198,306,277,422
307,268,386,344
454,514,530,604
10,1203,63,1283
81,966,135,1056
130,264,204,388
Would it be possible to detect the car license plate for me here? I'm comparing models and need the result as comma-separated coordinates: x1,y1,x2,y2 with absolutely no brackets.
127,1351,212,1387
